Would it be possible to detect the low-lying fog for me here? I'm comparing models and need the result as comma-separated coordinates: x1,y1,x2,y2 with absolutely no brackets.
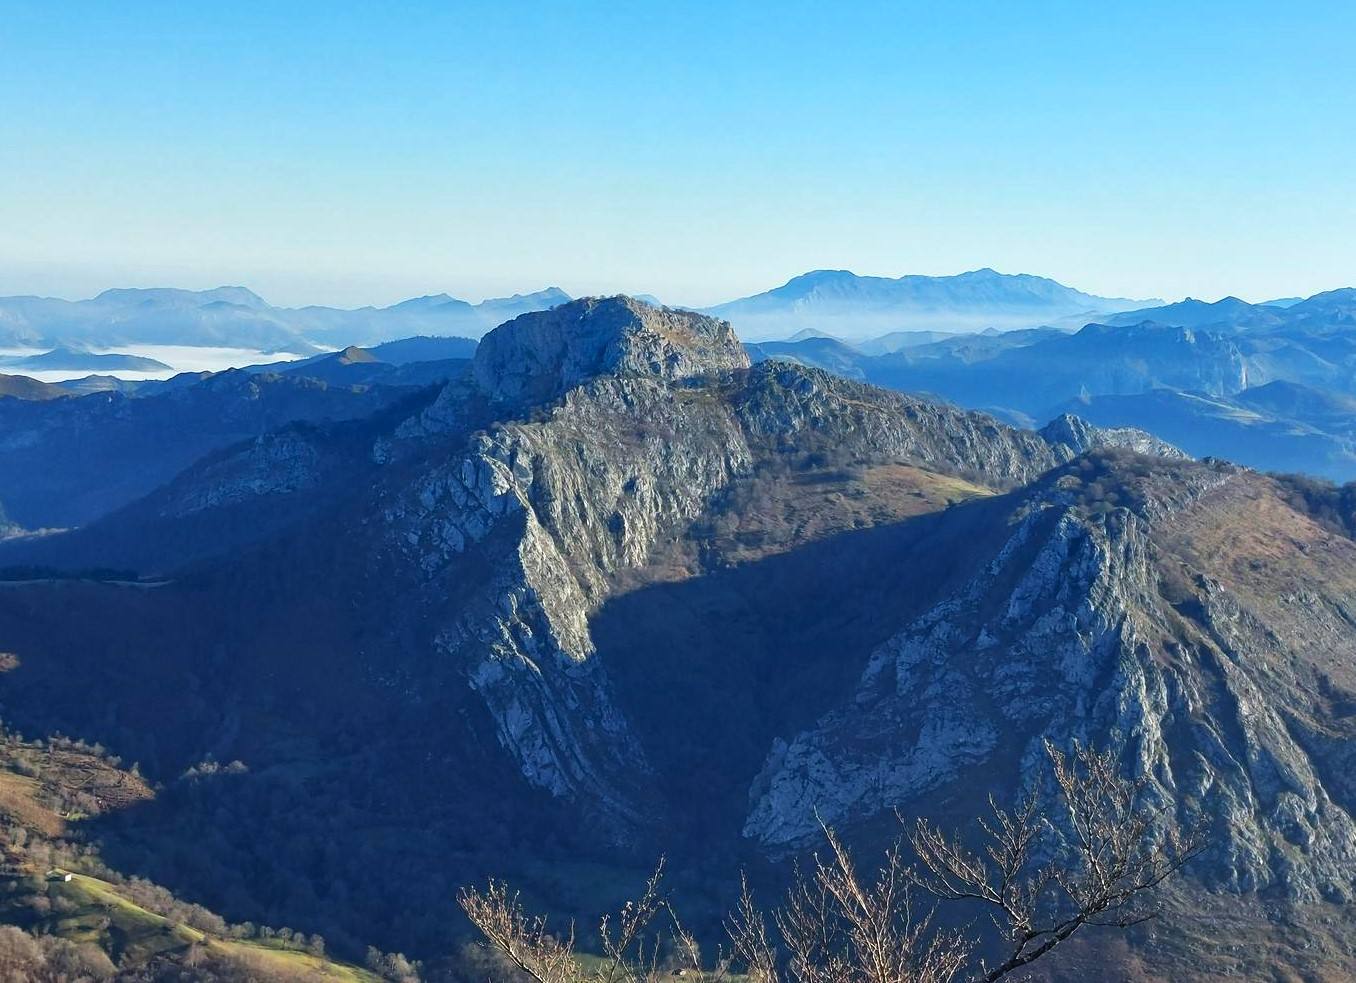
0,345,309,383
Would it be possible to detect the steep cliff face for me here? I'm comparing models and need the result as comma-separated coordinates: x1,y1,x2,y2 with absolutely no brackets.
377,299,1169,825
384,374,754,822
744,452,1356,904
380,302,759,822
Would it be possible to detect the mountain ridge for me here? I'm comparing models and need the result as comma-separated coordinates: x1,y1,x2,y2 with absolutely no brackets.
0,284,574,353
706,267,1159,340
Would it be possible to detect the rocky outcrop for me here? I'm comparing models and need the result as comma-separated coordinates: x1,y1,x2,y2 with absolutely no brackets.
385,302,760,822
737,362,1182,484
384,374,754,822
1039,412,1188,460
744,457,1356,902
735,362,1067,484
380,300,1194,826
472,297,749,407
160,432,321,517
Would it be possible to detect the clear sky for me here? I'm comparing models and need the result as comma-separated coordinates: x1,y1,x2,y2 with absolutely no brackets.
1,1,1353,308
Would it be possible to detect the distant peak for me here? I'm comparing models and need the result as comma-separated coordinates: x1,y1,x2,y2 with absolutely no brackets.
479,287,572,308
791,269,855,283
787,327,839,342
389,293,468,311
90,285,268,308
333,345,380,364
204,285,268,307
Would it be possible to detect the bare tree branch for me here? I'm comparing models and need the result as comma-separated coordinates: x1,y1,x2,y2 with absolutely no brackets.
460,742,1203,983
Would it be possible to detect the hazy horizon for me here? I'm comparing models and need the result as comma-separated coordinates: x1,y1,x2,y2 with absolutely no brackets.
4,3,1354,309
0,266,1331,313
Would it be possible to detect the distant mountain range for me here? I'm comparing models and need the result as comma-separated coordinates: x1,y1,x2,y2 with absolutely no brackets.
0,269,1158,353
704,268,1157,340
745,283,1356,478
0,285,572,354
3,276,1356,481
0,368,421,529
1056,384,1356,478
10,271,1347,356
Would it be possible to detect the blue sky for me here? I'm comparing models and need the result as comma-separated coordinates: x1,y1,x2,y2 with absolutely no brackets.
1,1,1353,308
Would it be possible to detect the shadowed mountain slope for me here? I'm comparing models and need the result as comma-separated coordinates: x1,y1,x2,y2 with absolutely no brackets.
0,370,416,528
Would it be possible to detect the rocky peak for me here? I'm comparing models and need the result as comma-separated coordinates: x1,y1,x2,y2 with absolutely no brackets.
334,345,379,364
472,296,749,406
743,457,1356,906
1039,412,1106,450
1039,412,1187,460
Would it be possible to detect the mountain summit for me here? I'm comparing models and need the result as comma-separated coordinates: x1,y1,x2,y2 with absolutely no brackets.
473,296,748,405
706,268,1156,340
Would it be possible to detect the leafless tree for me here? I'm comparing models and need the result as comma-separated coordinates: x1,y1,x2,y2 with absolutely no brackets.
459,742,1202,983
459,859,734,983
727,828,970,983
911,740,1205,982
457,879,584,983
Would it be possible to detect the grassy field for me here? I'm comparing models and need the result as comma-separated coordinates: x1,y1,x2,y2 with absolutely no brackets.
0,731,382,980
17,872,383,980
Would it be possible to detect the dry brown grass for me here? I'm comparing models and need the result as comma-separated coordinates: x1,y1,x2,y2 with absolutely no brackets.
615,461,993,592
1164,472,1356,692
0,770,64,838
0,737,153,847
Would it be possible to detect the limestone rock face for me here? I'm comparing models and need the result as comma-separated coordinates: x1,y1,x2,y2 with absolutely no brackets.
386,301,758,824
379,301,1155,827
160,432,321,517
1039,412,1188,460
378,292,1356,901
383,373,755,824
743,458,1356,903
472,296,749,406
